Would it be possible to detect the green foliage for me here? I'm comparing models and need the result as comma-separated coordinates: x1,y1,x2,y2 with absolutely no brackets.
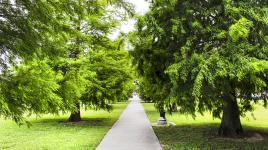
229,17,253,42
0,0,134,123
0,58,62,123
81,48,134,110
131,0,268,118
57,58,91,112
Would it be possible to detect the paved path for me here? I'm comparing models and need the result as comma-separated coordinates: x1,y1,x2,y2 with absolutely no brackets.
96,96,162,150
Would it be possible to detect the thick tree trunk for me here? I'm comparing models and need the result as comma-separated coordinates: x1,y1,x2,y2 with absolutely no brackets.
68,103,81,122
218,93,243,137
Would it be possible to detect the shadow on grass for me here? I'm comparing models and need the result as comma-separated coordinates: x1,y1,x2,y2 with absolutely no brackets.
30,117,114,128
154,123,268,150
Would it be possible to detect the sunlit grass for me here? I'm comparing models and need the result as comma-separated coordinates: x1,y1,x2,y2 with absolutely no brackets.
143,103,268,150
0,102,127,150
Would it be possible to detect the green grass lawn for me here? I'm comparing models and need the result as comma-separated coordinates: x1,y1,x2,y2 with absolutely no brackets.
0,102,127,150
143,103,268,150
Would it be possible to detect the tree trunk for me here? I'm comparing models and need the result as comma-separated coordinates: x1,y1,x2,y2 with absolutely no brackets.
218,92,243,137
68,103,81,122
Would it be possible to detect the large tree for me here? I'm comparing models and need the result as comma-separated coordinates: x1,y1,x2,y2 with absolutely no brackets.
0,0,134,123
0,0,69,123
54,0,134,122
130,0,268,136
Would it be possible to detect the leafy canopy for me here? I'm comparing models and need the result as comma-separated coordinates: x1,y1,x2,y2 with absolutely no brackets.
130,0,268,117
0,0,134,123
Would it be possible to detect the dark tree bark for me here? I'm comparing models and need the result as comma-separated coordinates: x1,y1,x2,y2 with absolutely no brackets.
68,103,81,122
218,91,243,137
68,19,82,123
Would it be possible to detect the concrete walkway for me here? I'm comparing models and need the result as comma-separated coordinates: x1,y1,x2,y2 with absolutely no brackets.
96,95,162,150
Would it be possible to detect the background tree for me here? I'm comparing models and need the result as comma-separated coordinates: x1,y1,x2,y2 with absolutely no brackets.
55,0,134,122
81,44,134,111
130,0,268,137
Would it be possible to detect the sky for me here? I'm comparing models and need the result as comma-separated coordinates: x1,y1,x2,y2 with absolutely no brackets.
108,0,150,40
126,0,150,15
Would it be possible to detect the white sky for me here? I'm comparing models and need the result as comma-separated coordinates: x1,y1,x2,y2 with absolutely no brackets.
127,0,150,15
108,0,150,40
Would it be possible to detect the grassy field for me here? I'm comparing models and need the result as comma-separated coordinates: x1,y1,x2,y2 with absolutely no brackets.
143,103,268,150
0,103,127,150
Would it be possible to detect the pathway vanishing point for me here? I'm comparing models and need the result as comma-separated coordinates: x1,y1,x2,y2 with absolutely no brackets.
96,95,162,150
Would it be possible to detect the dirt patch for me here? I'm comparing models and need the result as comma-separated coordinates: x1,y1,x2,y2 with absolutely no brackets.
243,131,268,143
58,119,107,126
205,128,268,144
59,120,89,125
246,133,264,142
